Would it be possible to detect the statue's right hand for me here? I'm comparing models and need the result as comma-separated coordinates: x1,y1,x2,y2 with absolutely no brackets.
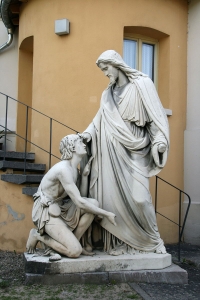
81,132,92,142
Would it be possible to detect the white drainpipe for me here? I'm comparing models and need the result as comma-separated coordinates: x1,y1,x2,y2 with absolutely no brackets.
0,0,14,53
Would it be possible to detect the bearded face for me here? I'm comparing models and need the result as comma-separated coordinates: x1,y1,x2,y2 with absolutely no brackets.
99,62,119,85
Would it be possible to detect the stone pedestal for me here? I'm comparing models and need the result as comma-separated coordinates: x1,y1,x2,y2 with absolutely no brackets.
24,251,188,285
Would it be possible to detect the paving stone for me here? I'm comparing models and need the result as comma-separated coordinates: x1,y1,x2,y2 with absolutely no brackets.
134,244,200,300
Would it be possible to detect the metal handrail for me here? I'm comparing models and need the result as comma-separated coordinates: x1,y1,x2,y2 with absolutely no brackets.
0,92,78,170
0,92,78,132
155,176,191,261
0,124,61,161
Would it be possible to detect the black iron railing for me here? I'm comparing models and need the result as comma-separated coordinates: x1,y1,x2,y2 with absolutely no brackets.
0,92,78,172
155,176,191,261
0,92,191,261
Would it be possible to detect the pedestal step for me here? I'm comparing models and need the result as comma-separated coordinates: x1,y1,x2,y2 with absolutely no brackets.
24,251,188,285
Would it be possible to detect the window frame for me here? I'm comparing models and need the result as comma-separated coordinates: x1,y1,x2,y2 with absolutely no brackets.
123,34,159,88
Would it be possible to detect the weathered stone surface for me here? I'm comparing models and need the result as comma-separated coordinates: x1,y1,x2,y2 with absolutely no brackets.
109,264,188,284
24,263,187,285
25,272,109,285
24,251,172,274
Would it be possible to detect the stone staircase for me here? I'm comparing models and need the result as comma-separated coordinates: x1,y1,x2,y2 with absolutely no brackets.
0,93,76,197
0,151,45,196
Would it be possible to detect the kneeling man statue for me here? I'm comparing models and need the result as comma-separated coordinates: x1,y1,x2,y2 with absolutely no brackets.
26,134,116,261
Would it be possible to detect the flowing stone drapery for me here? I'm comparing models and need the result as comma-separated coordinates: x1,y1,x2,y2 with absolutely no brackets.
84,76,169,253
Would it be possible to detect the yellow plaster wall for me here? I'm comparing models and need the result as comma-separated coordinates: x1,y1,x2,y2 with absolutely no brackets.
17,36,33,152
0,178,33,252
0,0,188,251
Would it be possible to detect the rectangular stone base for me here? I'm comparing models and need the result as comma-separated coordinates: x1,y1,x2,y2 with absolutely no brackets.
24,251,171,274
24,251,187,284
25,264,188,285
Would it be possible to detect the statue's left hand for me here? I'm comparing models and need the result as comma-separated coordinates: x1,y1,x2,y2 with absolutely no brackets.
158,143,167,153
152,142,168,167
82,156,94,176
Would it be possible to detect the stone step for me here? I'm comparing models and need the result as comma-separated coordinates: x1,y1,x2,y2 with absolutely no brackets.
25,251,172,274
0,161,45,172
0,151,35,161
24,252,188,285
22,187,38,196
1,174,44,184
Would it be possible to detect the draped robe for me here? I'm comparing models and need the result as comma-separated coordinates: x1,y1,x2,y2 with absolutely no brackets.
84,77,169,252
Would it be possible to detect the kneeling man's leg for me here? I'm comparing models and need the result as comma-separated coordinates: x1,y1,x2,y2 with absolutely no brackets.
43,216,82,258
73,198,99,241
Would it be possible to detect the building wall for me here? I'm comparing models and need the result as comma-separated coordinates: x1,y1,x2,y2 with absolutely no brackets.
184,0,200,245
0,20,29,252
0,0,188,251
0,181,33,251
0,20,18,151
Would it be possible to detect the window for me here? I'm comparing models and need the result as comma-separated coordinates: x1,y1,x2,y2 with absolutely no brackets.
123,36,158,84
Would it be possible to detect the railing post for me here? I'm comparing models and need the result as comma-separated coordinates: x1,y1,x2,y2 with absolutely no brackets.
3,95,9,160
24,106,29,174
49,118,52,169
180,194,191,240
155,176,158,214
178,191,182,262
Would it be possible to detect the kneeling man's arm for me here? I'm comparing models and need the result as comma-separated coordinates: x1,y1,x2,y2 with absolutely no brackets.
59,172,116,226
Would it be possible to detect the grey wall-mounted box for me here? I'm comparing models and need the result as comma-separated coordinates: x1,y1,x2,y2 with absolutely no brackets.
55,19,70,35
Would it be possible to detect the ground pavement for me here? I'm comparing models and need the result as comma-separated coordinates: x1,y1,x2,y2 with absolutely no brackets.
133,243,200,300
0,243,200,300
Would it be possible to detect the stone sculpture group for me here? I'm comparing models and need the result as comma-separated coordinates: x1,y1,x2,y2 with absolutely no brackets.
27,50,169,261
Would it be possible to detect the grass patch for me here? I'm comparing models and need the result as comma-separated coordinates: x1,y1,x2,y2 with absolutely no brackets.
0,282,142,300
44,297,60,300
127,294,138,299
0,280,10,288
182,258,196,266
1,297,19,300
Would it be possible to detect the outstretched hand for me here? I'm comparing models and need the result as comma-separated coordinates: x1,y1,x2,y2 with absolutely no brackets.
107,212,117,226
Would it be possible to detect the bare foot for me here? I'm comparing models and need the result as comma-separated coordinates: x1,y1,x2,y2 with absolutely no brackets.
82,248,95,256
107,213,117,226
49,252,62,261
155,245,167,254
85,246,93,252
26,228,38,254
109,244,127,256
